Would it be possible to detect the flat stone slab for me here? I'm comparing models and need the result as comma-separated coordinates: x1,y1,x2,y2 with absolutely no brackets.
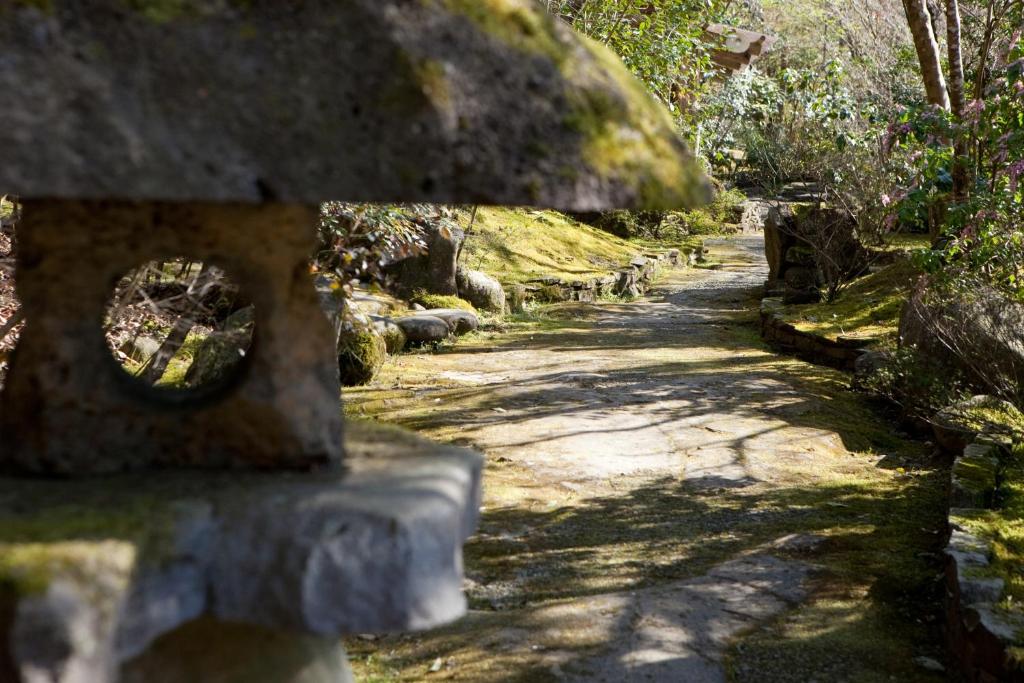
0,422,482,682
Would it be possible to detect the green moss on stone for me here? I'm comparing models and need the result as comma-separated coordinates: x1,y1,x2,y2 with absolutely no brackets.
434,0,567,63
338,328,387,387
410,291,476,312
378,51,454,118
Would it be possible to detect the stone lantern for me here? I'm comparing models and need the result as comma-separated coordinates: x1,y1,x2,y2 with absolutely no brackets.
0,1,709,681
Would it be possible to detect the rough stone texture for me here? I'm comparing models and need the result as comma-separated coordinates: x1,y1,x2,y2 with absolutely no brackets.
0,422,483,683
184,306,255,387
119,335,161,364
396,316,452,346
851,350,893,391
781,267,819,304
416,309,480,336
932,395,1024,455
394,225,466,298
371,316,408,355
0,201,341,475
950,444,1000,509
0,0,709,212
506,284,529,314
900,285,1024,402
762,205,794,287
337,325,387,387
759,298,868,371
456,268,506,313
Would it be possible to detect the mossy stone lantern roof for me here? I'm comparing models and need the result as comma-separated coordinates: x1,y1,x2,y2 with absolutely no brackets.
0,0,710,210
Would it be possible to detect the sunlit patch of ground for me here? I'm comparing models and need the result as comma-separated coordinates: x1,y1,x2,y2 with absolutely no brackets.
345,237,950,682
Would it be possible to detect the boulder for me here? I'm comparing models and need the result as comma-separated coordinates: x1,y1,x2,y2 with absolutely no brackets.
395,316,451,346
456,268,506,313
614,270,642,298
0,0,711,211
763,205,797,286
393,224,466,298
119,335,161,364
337,325,387,387
370,317,407,355
416,309,479,336
900,285,1024,402
784,245,816,268
184,306,255,387
506,285,529,314
852,350,893,392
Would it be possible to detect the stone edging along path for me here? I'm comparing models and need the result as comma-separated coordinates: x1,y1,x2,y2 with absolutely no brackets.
759,297,875,371
516,243,705,305
943,431,1024,682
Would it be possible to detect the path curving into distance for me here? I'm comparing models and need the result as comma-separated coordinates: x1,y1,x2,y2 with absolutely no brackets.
347,235,949,683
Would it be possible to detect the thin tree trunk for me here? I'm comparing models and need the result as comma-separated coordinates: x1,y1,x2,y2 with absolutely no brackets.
946,0,970,201
945,0,966,116
902,0,952,109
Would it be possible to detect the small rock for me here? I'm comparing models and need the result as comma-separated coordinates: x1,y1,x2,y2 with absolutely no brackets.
416,308,479,335
456,268,506,312
913,656,944,672
395,315,451,346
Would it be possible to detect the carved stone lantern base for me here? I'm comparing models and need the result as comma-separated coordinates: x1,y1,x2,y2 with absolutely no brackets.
0,200,343,475
0,422,482,682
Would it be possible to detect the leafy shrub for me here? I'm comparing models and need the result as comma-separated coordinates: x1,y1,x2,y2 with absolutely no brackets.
861,346,970,421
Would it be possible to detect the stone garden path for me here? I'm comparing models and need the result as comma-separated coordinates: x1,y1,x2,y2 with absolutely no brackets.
347,236,950,682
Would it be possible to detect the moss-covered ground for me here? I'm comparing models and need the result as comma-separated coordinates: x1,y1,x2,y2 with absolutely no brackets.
458,206,698,286
777,256,922,344
344,236,951,681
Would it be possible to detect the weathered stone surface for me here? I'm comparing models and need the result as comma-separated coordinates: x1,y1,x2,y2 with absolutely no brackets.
851,350,892,391
0,422,482,682
337,325,387,387
395,315,452,346
614,270,642,298
119,335,161,364
506,284,529,314
950,444,1000,509
932,395,1024,455
781,266,819,304
370,316,407,355
0,0,709,211
416,309,480,336
184,306,255,387
456,268,505,313
0,201,341,475
900,285,1024,401
763,205,794,286
394,224,465,298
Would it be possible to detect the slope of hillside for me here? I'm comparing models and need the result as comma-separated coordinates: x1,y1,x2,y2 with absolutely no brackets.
459,207,674,285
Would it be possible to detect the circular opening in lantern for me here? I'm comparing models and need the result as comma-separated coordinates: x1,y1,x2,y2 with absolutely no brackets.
104,257,254,393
